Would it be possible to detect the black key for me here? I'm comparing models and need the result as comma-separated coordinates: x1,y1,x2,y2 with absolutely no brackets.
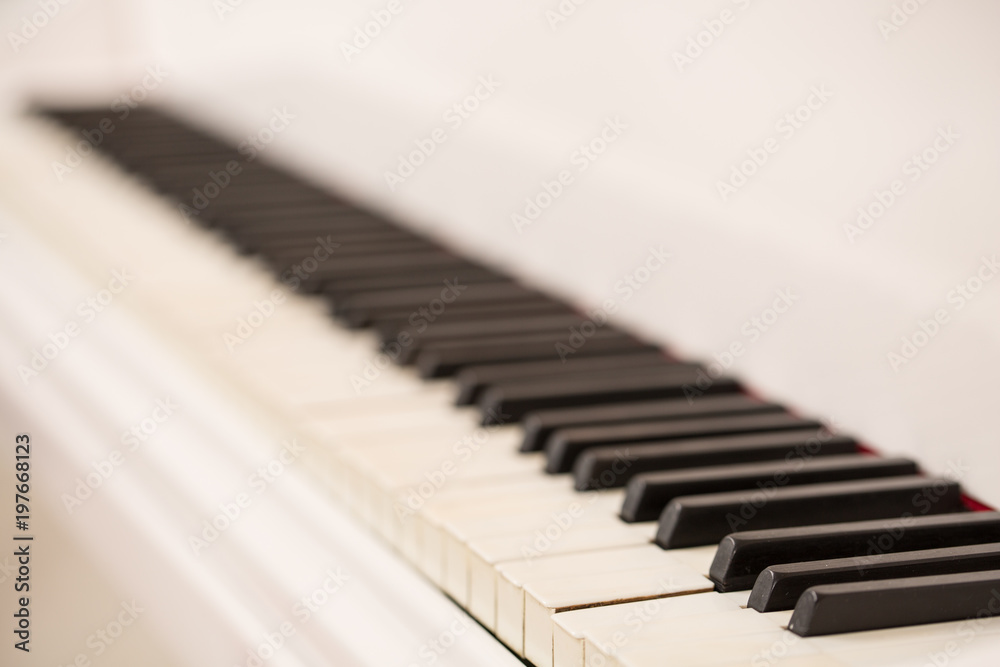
177,190,336,218
331,266,506,300
268,248,480,292
158,176,331,202
311,250,467,284
333,281,534,326
418,330,656,379
212,204,362,225
617,453,914,516
656,476,964,549
228,223,399,252
268,244,451,292
404,312,587,341
751,542,1000,612
206,206,364,231
223,210,387,234
375,298,568,332
593,430,856,500
710,512,1000,592
237,227,412,254
788,570,1000,636
158,179,307,198
99,140,237,159
481,368,739,427
267,237,434,265
110,156,229,175
547,411,812,474
367,297,566,334
390,313,590,364
210,195,357,215
520,394,780,452
330,275,522,314
168,182,330,206
455,352,677,406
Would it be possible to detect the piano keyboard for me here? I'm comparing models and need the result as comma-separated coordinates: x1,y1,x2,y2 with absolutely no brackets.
22,106,1000,667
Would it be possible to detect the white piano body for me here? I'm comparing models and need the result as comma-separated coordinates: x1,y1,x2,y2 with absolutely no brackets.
2,0,1000,665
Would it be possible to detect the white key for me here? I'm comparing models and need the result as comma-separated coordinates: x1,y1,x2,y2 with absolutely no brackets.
413,478,579,532
594,602,1000,667
710,658,850,667
329,423,508,507
465,522,659,633
496,544,710,656
608,630,820,667
422,491,596,586
366,429,529,482
592,607,790,658
349,429,533,533
665,545,719,576
811,616,1000,667
306,408,480,443
552,591,740,667
523,565,713,667
302,380,460,419
387,472,556,551
397,477,574,564
375,466,546,546
443,491,627,603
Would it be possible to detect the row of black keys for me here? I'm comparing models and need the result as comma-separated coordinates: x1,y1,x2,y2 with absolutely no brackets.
45,106,1000,638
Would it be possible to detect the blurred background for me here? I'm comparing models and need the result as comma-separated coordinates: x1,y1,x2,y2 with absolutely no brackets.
2,0,1000,665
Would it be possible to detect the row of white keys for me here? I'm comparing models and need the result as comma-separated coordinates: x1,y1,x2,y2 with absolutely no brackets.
95,132,974,667
552,591,745,667
560,590,827,667
371,446,559,559
496,545,713,664
333,419,558,540
314,389,731,662
238,336,872,666
391,471,562,558
312,399,572,551
277,323,750,664
411,478,587,574
805,618,1000,667
441,491,626,597
59,122,756,666
554,589,1000,667
392,448,657,619
312,414,487,518
468,522,661,629
179,269,1000,667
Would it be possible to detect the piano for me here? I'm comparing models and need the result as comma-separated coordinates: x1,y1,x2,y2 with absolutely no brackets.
2,2,1000,666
